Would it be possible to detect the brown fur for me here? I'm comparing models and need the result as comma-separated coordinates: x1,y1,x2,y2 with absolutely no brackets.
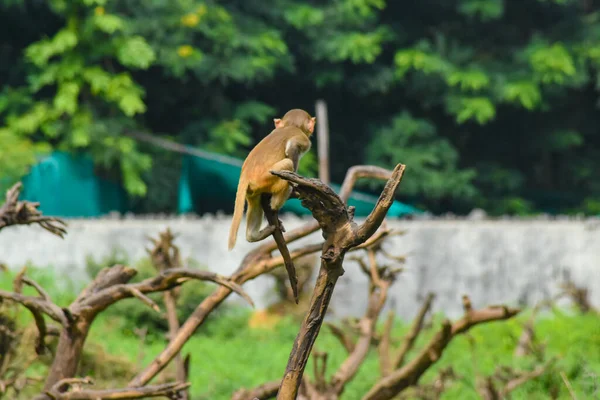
228,109,315,250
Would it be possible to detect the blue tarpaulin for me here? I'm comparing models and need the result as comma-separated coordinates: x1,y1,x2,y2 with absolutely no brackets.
177,153,420,217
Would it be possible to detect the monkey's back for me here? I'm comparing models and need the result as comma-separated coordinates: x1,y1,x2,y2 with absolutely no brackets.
242,126,306,193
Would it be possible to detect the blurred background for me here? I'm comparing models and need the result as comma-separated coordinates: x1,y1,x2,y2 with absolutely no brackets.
1,1,600,399
2,0,600,218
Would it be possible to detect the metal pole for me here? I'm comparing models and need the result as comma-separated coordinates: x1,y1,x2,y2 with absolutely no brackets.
315,100,330,184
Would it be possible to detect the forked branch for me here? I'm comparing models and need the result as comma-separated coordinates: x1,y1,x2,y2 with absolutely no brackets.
10,261,254,396
45,377,190,399
363,296,520,400
0,182,67,237
234,229,406,400
130,164,398,387
275,163,406,399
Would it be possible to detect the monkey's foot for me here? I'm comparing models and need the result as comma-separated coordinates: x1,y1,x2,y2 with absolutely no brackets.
247,225,277,242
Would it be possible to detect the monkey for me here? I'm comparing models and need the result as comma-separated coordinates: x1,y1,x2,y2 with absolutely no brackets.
228,109,316,251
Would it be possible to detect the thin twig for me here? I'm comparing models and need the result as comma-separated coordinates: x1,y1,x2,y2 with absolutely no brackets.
393,293,435,370
21,277,53,302
231,381,281,400
325,322,356,353
560,371,578,400
364,297,520,400
378,311,395,377
126,287,161,313
0,182,67,237
45,378,190,400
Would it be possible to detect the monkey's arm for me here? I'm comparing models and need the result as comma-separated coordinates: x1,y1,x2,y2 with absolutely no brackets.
285,135,311,171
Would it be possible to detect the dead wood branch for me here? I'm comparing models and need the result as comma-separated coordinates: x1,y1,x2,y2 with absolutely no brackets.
78,267,253,311
45,377,189,399
477,359,556,399
325,322,356,353
514,298,558,358
0,321,44,399
275,163,405,399
236,233,405,400
0,289,68,354
147,229,188,400
560,371,578,400
560,280,598,315
363,297,520,400
130,165,396,387
324,257,402,397
397,367,458,400
0,182,67,237
0,263,252,398
391,293,435,371
231,381,281,400
378,311,395,377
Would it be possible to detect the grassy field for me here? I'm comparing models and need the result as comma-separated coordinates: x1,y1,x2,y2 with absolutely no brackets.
2,266,599,399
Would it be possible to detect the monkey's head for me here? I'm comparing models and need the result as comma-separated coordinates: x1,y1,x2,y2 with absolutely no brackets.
274,109,316,136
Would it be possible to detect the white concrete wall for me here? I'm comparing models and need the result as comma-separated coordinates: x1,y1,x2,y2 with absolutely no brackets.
1,215,599,320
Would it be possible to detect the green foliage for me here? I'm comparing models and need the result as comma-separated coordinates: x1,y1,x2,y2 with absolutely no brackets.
0,1,154,196
284,5,325,29
458,0,504,21
502,81,542,110
528,42,576,84
450,96,496,125
97,308,600,399
2,0,600,214
3,267,600,399
366,112,477,201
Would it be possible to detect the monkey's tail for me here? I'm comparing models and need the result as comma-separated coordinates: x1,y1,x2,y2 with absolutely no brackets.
228,175,248,250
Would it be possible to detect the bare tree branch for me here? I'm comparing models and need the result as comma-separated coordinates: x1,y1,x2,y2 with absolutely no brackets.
130,165,397,388
477,359,556,399
237,223,406,400
0,182,67,237
0,290,69,327
146,229,189,400
21,276,53,302
501,360,555,396
9,261,252,395
259,165,393,255
363,298,520,400
392,293,435,370
125,287,161,313
45,377,190,400
231,381,280,400
78,267,254,313
325,322,356,353
378,311,395,377
275,163,406,399
560,280,598,315
560,371,578,400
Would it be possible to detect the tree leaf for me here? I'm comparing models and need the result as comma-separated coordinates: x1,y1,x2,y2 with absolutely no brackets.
117,36,156,69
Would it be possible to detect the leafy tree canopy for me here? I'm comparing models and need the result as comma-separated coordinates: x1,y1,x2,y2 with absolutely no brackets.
1,0,600,215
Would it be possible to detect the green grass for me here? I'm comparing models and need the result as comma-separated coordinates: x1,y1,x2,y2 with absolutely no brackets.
2,267,599,399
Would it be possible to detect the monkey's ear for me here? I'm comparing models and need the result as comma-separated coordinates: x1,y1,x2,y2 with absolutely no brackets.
308,117,316,133
274,118,284,128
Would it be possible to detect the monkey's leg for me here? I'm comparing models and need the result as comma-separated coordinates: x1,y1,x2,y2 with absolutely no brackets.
245,196,276,242
269,158,295,211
